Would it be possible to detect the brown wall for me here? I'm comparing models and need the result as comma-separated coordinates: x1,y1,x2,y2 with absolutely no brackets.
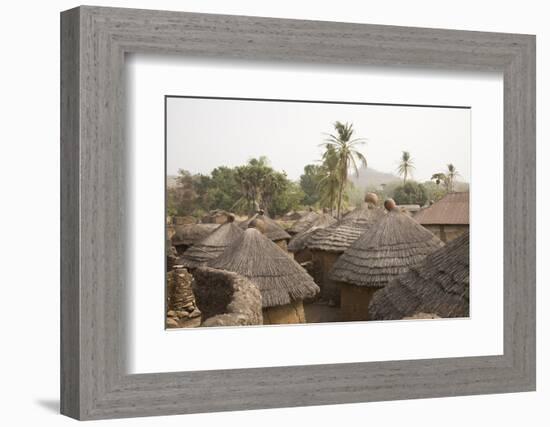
340,283,379,321
423,224,469,243
263,300,306,325
311,250,342,304
293,247,312,264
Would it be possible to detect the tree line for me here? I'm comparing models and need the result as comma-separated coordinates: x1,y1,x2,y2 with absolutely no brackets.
168,121,467,219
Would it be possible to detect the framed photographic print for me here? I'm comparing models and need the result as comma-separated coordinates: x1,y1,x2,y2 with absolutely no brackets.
61,6,536,420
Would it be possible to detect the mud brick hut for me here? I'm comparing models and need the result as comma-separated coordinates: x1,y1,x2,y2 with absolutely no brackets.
369,231,470,320
306,193,384,303
171,223,219,255
414,192,469,243
177,215,243,269
239,210,291,251
208,224,319,325
288,213,337,263
193,267,263,327
330,199,443,321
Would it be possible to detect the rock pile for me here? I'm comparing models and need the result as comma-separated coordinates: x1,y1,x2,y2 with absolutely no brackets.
166,267,201,328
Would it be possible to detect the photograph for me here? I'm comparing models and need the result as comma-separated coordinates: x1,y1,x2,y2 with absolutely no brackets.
165,96,471,328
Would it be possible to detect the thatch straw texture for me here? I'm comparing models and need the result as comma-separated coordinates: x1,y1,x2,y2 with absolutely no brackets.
288,214,337,253
306,204,385,253
171,223,219,247
177,221,244,268
288,210,322,235
330,208,443,288
239,212,291,242
369,231,469,320
207,228,319,308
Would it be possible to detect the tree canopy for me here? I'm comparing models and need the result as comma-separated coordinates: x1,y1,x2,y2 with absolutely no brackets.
393,181,428,206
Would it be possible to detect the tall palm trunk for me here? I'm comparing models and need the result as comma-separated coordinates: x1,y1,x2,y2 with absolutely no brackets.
336,181,344,220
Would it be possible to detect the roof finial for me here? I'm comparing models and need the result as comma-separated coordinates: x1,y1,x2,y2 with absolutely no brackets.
384,198,397,211
364,192,379,206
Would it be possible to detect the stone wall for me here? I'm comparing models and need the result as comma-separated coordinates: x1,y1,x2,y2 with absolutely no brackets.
193,267,263,327
166,267,201,328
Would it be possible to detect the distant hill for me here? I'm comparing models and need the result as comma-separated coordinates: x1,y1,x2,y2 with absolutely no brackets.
349,167,401,190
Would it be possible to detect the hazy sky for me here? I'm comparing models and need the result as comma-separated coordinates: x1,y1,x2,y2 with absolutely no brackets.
167,97,470,183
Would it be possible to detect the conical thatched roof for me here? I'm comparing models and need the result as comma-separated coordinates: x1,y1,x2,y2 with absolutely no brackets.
330,208,443,288
288,214,337,253
306,204,385,253
177,219,244,268
171,223,220,247
239,212,291,242
288,210,321,235
207,228,319,308
369,231,469,320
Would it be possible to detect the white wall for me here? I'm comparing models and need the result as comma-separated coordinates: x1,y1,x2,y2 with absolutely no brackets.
0,0,546,426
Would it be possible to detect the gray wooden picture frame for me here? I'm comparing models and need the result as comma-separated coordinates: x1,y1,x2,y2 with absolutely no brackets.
60,5,536,421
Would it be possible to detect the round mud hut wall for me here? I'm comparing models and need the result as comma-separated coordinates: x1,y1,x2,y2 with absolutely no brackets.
339,283,379,321
193,267,263,327
310,249,342,303
262,299,306,325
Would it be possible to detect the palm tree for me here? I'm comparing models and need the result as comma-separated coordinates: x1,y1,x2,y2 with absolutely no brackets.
446,163,459,192
321,121,367,219
318,145,339,216
397,151,415,184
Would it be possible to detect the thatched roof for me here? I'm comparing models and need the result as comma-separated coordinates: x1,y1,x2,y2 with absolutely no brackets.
414,192,469,225
288,210,322,235
288,214,337,253
171,223,219,247
330,208,443,288
369,231,469,319
239,212,291,242
306,204,385,253
201,209,233,224
207,228,319,308
177,220,244,268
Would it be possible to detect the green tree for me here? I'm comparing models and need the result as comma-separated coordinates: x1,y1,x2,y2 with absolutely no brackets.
167,169,199,216
270,181,305,217
393,181,428,206
422,181,448,203
321,121,367,219
299,164,324,206
318,144,340,216
397,151,415,184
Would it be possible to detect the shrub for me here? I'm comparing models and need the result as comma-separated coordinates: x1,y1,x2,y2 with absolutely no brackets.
393,181,428,206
